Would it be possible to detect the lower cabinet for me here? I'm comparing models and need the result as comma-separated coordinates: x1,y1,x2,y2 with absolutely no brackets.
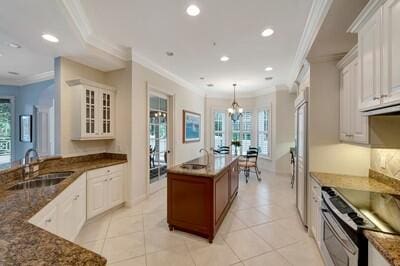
368,242,390,266
87,164,125,219
309,177,322,248
30,173,86,241
29,163,126,241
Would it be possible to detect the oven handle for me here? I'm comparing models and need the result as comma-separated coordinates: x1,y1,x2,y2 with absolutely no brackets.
321,208,358,255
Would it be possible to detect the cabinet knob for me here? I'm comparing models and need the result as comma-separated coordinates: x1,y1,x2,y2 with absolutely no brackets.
74,195,79,200
373,96,380,100
381,94,388,98
104,179,108,182
45,218,52,223
109,178,113,181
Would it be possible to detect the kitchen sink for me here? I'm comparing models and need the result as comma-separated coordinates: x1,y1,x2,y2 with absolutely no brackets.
180,164,207,170
7,171,74,191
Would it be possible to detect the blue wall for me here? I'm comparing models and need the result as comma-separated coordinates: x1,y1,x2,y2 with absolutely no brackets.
0,80,55,160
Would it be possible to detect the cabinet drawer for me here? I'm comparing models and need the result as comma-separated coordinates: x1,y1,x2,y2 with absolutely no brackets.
87,164,123,179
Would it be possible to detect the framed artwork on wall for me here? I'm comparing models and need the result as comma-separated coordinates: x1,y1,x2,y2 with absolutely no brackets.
183,110,200,143
19,115,32,143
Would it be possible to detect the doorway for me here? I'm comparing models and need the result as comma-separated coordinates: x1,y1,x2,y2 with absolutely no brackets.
0,97,14,165
148,92,171,193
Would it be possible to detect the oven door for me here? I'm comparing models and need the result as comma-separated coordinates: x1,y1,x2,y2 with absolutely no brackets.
320,204,359,266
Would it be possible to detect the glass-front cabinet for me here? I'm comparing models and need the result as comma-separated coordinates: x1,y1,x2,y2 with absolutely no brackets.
67,79,115,140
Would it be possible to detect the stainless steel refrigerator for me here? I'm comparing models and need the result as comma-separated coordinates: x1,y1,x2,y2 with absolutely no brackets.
294,88,308,227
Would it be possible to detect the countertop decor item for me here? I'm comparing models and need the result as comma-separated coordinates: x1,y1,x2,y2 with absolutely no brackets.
183,110,201,143
227,83,243,121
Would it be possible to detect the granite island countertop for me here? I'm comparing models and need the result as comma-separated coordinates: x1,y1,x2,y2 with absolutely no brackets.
167,154,238,177
0,154,127,265
310,171,400,266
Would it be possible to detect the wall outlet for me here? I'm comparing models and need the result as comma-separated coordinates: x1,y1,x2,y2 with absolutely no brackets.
380,156,386,169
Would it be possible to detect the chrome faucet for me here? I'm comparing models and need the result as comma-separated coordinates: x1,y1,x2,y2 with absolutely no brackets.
199,148,209,166
23,148,39,180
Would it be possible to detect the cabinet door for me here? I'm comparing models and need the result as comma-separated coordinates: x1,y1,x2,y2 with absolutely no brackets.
350,60,369,143
74,186,86,238
229,161,239,199
310,179,321,247
87,175,108,219
99,89,114,137
382,0,400,105
359,9,382,111
215,170,229,225
83,86,99,138
58,193,76,241
38,205,58,235
340,64,352,141
108,172,124,208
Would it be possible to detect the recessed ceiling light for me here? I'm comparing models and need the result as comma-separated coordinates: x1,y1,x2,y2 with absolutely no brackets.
166,51,174,56
186,4,200,16
207,83,214,87
265,67,273,71
220,56,230,62
261,28,274,37
8,71,19,75
265,77,273,80
42,34,59,43
8,42,21,48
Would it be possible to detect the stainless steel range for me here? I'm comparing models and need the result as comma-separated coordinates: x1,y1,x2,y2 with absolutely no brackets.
320,187,400,266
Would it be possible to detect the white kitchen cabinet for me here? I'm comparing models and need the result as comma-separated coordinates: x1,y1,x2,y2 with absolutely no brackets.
29,173,87,242
338,47,369,144
309,177,322,248
368,242,390,266
382,0,400,106
87,164,125,219
358,8,382,111
67,78,116,140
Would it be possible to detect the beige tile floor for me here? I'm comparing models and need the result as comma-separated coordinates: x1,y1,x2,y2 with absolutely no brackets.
75,171,324,266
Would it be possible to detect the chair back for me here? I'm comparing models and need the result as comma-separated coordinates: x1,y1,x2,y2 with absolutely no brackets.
245,149,258,162
218,146,230,154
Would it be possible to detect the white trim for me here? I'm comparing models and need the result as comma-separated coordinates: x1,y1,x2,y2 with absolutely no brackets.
0,71,54,86
348,0,387,33
256,105,272,159
288,0,333,86
60,0,131,61
133,53,204,97
337,45,358,69
0,96,16,162
66,78,116,91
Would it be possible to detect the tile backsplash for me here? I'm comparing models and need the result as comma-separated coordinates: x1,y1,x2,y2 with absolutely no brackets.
371,149,400,180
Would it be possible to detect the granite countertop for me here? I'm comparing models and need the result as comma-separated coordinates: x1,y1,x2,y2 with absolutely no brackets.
167,154,238,177
310,171,400,266
0,155,127,265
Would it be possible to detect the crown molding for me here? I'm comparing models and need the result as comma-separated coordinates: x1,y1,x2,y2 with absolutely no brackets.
0,71,54,86
61,0,131,61
348,0,386,33
132,52,204,97
337,45,358,69
288,0,333,87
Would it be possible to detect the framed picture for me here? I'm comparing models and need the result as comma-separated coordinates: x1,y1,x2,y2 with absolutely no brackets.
19,115,32,143
183,110,201,143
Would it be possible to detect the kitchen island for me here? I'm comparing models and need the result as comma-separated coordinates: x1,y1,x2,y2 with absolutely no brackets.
167,154,239,243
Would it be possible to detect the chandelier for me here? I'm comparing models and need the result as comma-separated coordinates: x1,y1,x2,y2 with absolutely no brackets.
227,83,243,121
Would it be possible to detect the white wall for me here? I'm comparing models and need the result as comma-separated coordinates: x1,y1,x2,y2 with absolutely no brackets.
130,62,205,203
205,89,295,174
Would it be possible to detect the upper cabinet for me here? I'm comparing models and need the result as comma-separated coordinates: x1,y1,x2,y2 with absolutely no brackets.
338,46,369,144
349,0,400,111
67,79,115,140
382,0,400,105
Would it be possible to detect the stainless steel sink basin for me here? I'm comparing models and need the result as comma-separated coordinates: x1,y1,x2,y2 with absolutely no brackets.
180,164,207,170
7,171,74,191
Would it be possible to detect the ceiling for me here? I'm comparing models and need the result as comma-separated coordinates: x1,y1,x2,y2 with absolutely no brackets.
0,0,314,96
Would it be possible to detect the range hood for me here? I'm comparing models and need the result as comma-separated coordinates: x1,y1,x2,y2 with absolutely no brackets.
363,105,400,116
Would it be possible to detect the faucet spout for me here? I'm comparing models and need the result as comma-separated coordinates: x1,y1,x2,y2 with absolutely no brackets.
199,148,209,166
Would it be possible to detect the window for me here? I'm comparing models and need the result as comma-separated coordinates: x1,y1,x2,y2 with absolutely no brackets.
257,108,271,158
231,111,252,154
213,112,226,148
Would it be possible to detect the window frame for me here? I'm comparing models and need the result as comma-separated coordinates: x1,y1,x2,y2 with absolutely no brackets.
256,104,272,160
